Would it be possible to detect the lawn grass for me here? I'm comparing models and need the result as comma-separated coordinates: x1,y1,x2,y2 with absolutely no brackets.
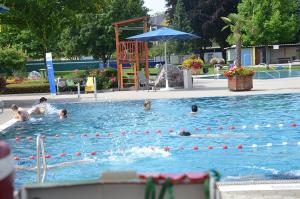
6,80,49,88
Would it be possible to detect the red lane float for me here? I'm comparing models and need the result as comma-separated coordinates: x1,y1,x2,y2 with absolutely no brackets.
290,123,298,127
144,130,149,134
90,151,97,155
75,152,81,156
193,146,199,150
156,130,161,134
29,155,35,160
44,155,51,159
26,136,33,141
208,146,213,150
0,141,14,199
237,144,243,149
163,146,170,152
60,153,66,157
168,129,174,132
95,133,100,137
223,145,228,149
14,156,20,160
15,137,20,141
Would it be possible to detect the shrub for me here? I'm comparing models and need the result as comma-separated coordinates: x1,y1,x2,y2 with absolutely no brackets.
0,48,27,76
0,77,6,92
88,68,117,90
2,84,49,94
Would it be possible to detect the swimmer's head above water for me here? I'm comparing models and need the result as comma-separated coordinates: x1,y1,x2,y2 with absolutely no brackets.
39,97,48,103
59,109,67,119
191,105,198,113
179,131,192,136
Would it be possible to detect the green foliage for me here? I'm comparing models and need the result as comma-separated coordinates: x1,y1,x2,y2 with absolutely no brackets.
0,77,6,91
2,80,49,94
238,0,299,46
0,48,27,76
148,43,165,58
169,0,193,54
55,70,86,79
166,0,241,54
59,0,148,64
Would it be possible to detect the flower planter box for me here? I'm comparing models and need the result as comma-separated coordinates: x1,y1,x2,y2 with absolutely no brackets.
228,75,253,91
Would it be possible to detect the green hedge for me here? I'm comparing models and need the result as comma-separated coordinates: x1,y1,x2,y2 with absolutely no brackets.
2,84,50,94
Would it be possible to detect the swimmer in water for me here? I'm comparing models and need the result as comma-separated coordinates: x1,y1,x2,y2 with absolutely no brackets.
191,104,198,113
31,97,48,114
11,104,30,122
58,109,67,119
178,130,249,138
144,99,151,111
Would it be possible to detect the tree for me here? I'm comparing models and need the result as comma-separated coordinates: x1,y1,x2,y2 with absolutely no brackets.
166,0,240,59
238,0,299,64
0,47,27,76
170,0,193,54
221,14,243,67
59,0,148,65
0,0,92,60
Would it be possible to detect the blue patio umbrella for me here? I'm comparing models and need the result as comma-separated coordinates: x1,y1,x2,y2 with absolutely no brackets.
0,5,9,13
128,27,200,90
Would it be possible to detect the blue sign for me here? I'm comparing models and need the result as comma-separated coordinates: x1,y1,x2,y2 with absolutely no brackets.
46,53,56,95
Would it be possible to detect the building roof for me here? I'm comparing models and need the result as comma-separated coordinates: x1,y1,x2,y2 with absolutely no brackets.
225,43,300,49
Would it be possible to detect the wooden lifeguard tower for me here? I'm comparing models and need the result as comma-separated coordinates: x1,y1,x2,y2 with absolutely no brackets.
113,17,149,90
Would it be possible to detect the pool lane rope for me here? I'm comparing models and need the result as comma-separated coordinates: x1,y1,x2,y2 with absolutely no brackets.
13,141,300,161
12,121,299,142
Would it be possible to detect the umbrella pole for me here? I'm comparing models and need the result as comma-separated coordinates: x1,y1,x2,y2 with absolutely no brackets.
164,41,170,89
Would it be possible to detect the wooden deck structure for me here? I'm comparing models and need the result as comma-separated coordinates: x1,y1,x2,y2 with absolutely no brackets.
113,17,149,90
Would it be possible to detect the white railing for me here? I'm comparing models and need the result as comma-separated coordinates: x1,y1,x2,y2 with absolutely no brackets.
36,134,47,183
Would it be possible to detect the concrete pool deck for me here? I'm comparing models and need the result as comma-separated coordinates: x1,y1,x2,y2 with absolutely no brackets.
1,77,300,126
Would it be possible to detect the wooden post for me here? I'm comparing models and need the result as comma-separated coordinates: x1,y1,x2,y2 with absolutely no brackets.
135,40,139,89
143,18,149,80
114,26,122,89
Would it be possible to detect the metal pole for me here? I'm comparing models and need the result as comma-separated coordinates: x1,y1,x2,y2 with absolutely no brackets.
164,41,169,89
93,77,97,100
56,77,60,95
77,83,80,101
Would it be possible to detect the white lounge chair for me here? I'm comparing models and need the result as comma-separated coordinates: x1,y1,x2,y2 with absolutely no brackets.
138,71,156,91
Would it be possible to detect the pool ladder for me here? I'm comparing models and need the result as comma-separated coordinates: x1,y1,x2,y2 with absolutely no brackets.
36,134,47,183
258,66,280,79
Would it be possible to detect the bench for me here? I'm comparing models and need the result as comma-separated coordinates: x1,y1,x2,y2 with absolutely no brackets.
277,57,290,64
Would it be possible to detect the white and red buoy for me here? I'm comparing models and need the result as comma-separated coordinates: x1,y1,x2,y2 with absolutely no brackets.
0,141,14,199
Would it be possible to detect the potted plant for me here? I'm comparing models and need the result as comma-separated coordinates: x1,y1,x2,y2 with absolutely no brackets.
224,66,255,91
182,56,204,75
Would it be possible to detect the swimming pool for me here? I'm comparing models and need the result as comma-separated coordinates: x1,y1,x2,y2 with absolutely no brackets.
1,93,300,187
205,70,300,79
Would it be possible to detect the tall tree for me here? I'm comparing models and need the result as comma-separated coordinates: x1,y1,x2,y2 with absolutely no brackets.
170,0,193,54
166,0,240,59
0,0,92,60
59,0,148,65
238,0,299,64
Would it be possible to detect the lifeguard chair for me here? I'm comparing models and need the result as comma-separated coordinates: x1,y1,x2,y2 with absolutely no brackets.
113,17,149,90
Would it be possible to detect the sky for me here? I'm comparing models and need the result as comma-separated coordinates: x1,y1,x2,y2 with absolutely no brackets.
144,0,167,15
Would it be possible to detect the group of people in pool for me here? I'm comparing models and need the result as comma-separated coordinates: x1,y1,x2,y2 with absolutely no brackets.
143,99,198,136
11,97,67,122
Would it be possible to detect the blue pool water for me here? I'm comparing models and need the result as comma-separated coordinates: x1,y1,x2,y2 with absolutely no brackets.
206,70,300,79
1,93,300,187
